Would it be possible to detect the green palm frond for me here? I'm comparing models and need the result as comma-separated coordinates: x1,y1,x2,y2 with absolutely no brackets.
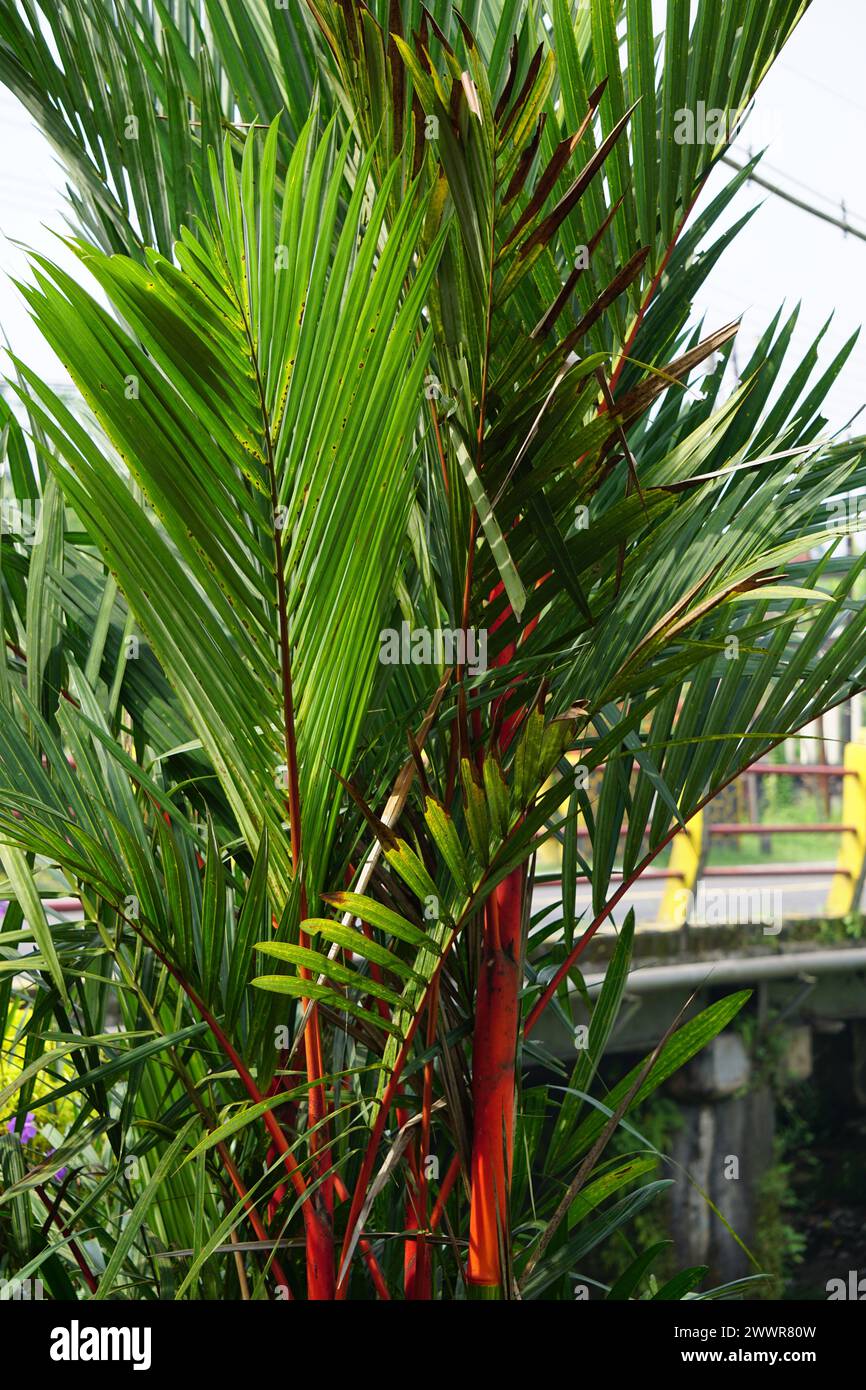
12,111,444,906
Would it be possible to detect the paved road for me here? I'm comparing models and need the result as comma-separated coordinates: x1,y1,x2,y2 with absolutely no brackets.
532,863,844,933
4,875,849,943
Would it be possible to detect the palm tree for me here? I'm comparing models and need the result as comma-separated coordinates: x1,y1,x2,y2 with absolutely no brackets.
0,0,863,1300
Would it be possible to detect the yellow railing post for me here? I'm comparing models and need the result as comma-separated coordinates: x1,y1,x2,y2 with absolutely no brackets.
826,742,866,917
657,808,704,927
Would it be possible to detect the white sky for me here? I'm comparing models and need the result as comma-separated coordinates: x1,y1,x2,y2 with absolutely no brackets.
692,0,866,431
0,0,863,429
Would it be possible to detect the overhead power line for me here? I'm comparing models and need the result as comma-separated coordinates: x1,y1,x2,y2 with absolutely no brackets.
736,151,865,217
722,155,866,244
777,61,866,121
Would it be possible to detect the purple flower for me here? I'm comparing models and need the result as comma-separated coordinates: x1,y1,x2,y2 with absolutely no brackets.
47,1149,67,1183
6,1111,37,1143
